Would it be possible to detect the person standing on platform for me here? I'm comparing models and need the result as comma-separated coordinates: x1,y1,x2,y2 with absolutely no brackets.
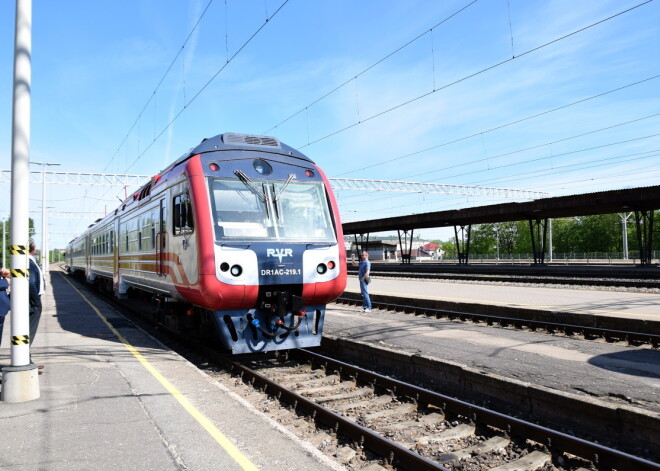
351,251,372,312
28,238,44,354
0,268,10,346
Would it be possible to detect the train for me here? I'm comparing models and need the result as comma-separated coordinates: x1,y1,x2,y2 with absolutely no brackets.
66,132,347,354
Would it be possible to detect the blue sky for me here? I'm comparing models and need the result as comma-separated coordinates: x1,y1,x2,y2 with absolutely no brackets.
1,0,659,249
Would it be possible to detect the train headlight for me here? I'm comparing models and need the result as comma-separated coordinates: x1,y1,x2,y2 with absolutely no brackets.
230,265,243,277
327,260,335,270
220,262,229,272
316,263,327,274
253,159,272,175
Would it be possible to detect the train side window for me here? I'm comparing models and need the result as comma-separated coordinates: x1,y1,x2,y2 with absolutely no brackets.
140,219,152,251
173,192,194,236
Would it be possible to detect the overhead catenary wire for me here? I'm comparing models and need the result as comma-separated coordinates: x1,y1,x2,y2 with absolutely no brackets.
400,112,660,182
124,0,290,173
337,137,660,212
89,0,291,223
262,0,480,136
338,145,660,212
334,74,660,178
340,161,660,219
335,110,660,206
271,1,653,154
105,0,215,173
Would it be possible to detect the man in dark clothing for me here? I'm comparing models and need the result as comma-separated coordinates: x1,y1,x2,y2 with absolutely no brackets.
28,238,43,348
0,268,10,346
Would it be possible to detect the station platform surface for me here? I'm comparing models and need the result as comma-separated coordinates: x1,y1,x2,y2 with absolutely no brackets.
336,278,659,413
345,276,660,321
0,271,340,471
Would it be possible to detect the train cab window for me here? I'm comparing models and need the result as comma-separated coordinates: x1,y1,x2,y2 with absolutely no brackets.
173,192,194,236
208,178,334,242
209,179,268,239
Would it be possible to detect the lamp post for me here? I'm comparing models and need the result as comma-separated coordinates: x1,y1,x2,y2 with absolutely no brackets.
31,161,60,275
619,212,632,260
4,0,39,403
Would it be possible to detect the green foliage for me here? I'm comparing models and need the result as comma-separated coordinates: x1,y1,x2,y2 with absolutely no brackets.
439,240,457,256
441,211,659,256
2,218,36,267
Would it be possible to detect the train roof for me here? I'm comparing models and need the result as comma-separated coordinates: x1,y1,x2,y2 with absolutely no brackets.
68,133,316,241
162,132,312,174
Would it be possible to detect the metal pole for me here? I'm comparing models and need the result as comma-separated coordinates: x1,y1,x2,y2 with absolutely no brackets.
548,218,553,263
3,0,40,403
2,219,5,268
41,164,45,272
621,212,631,260
32,162,59,275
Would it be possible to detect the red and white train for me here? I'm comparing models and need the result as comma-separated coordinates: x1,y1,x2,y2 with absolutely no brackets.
66,132,347,353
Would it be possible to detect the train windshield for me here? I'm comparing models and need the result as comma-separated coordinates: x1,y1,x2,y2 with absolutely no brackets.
209,178,336,242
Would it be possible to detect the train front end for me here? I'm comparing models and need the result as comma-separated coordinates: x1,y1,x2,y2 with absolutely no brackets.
188,134,346,354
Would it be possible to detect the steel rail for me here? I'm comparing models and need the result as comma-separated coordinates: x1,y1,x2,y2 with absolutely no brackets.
336,294,659,348
347,268,660,289
78,274,449,470
295,349,660,471
65,270,657,469
214,351,449,471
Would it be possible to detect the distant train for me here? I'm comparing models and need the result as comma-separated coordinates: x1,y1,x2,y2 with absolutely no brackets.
66,132,347,353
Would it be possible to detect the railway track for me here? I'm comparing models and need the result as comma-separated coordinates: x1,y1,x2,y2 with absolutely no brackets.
348,269,660,290
212,349,658,471
67,272,659,470
336,293,660,348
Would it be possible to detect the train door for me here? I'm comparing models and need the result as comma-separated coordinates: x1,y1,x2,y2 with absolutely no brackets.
85,233,91,279
112,220,119,287
156,198,168,277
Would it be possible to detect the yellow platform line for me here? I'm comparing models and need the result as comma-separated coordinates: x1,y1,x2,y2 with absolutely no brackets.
344,288,660,319
60,273,259,471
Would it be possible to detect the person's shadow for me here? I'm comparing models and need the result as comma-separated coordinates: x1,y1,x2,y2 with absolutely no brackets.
588,349,660,379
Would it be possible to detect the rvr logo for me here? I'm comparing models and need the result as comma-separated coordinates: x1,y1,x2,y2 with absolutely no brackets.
267,248,293,263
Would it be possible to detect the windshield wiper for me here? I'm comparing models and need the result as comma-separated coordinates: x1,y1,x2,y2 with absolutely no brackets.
274,174,296,202
272,173,296,221
234,170,267,202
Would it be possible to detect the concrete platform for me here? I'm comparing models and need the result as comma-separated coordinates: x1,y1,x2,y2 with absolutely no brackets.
345,276,660,321
324,285,660,460
336,279,659,411
0,271,340,471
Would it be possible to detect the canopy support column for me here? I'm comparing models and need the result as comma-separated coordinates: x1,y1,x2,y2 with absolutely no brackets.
528,218,548,265
453,225,471,265
397,229,414,264
633,210,655,266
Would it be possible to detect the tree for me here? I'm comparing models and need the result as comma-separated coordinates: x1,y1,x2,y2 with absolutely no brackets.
470,224,497,255
2,218,36,268
439,240,456,257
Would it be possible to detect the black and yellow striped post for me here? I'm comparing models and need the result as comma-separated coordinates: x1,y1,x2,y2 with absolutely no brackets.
2,0,40,403
5,244,37,385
